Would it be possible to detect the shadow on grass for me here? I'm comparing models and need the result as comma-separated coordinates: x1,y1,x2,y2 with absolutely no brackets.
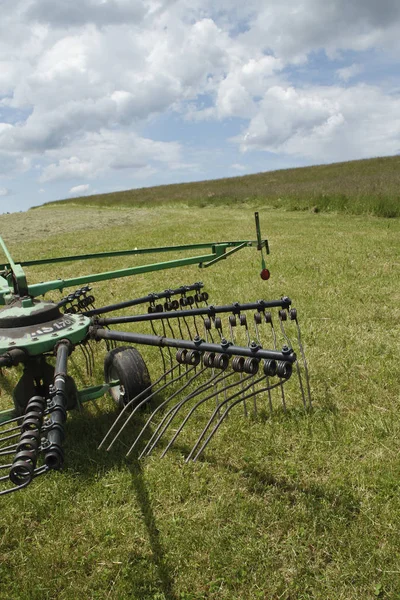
126,458,178,600
65,406,178,600
61,395,348,597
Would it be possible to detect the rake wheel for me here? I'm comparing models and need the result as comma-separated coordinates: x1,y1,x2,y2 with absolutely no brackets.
104,346,151,410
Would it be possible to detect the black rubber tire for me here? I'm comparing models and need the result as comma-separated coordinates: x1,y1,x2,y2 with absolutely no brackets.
104,346,151,410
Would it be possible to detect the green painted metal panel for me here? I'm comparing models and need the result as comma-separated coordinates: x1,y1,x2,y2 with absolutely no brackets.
27,251,218,297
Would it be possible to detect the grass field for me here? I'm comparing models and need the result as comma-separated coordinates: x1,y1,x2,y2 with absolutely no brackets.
41,155,400,218
0,203,399,599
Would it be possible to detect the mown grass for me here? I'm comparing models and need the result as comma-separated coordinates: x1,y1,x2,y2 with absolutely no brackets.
0,205,399,599
40,155,400,218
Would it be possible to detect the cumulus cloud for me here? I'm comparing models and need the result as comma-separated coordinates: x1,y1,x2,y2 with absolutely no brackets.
0,0,399,198
26,0,146,28
39,131,183,183
336,64,364,82
68,184,90,195
236,84,400,160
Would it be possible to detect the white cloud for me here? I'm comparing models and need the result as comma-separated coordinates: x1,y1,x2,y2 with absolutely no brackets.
26,0,146,28
0,0,399,202
0,188,12,196
336,64,364,82
231,163,247,171
236,84,400,161
39,130,182,182
68,184,90,195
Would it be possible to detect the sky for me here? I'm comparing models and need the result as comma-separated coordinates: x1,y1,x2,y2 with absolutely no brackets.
0,0,399,213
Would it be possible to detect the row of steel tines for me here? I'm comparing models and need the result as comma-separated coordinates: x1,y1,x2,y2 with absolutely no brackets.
99,342,293,462
99,304,299,461
175,346,292,380
140,302,312,449
58,285,95,313
147,290,209,313
177,305,312,412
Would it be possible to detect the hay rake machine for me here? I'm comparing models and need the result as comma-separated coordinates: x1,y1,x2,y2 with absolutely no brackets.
0,213,311,495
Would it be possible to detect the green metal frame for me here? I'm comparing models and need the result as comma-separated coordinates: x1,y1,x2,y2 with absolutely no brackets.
0,212,269,303
0,212,270,424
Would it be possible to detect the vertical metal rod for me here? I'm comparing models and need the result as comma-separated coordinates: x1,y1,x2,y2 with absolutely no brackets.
101,363,183,450
186,375,265,462
160,371,239,457
192,381,284,461
254,314,273,413
293,318,313,409
279,319,307,410
267,316,287,412
145,369,232,456
135,367,208,458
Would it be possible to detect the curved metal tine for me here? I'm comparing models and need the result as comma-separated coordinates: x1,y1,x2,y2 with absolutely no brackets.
180,307,193,341
179,307,195,376
161,371,249,458
83,342,93,377
0,464,49,497
166,319,180,375
0,414,23,428
279,319,307,410
0,430,21,445
106,363,196,452
88,341,96,377
98,362,180,449
214,318,223,341
192,381,285,462
0,447,18,456
176,317,185,345
293,316,312,408
134,366,209,458
240,371,248,417
278,313,292,347
192,315,200,337
0,423,22,437
228,320,236,345
265,314,287,412
254,313,272,414
241,318,251,347
150,320,168,379
0,479,30,496
279,317,307,410
186,374,266,462
237,318,252,416
146,369,235,457
161,319,174,374
0,463,12,469
80,344,90,376
106,364,197,452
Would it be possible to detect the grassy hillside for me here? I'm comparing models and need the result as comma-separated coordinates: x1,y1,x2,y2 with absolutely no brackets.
42,155,400,217
0,205,399,599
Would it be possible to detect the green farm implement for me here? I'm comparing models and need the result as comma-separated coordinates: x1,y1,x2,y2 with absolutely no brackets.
0,213,311,495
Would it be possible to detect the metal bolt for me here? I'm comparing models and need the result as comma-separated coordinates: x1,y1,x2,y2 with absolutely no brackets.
193,335,203,346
